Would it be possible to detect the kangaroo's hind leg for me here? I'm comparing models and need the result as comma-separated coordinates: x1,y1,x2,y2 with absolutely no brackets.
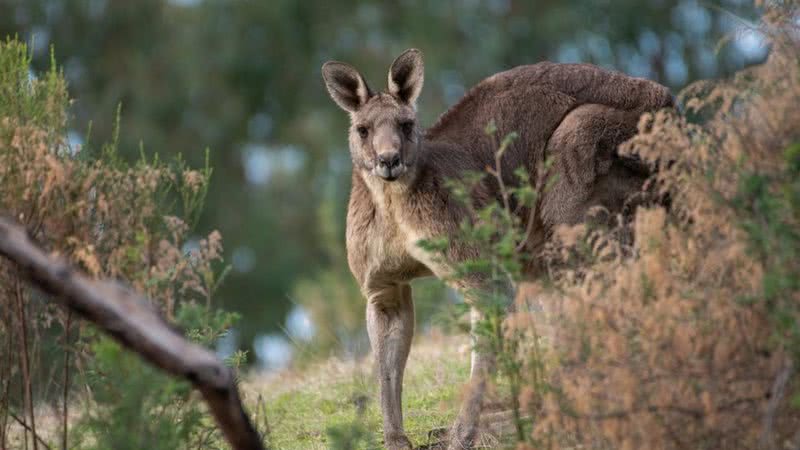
447,283,515,450
540,103,646,229
448,104,648,449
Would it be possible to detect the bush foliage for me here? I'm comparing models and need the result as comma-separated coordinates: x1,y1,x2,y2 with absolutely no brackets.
0,38,246,449
414,4,800,449
515,7,800,449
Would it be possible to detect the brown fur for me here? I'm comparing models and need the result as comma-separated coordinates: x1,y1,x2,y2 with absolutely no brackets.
322,49,673,450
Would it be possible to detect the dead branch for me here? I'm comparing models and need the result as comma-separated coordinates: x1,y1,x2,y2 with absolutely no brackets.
0,216,265,450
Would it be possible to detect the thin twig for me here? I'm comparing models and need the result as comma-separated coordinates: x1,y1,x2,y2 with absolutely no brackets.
0,301,14,449
492,155,512,215
14,277,38,450
761,359,794,450
61,311,72,450
515,163,550,253
7,412,51,450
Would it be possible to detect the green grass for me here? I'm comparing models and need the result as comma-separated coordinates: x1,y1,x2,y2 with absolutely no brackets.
244,334,470,449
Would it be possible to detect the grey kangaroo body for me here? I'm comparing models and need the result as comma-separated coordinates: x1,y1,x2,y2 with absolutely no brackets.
322,49,673,450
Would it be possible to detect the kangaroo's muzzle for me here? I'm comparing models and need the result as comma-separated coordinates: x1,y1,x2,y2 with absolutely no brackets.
375,152,405,181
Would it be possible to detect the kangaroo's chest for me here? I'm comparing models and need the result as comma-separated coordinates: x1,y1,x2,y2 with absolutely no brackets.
347,181,446,291
367,195,439,280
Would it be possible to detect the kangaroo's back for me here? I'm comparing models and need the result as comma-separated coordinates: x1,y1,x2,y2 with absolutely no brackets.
423,62,674,249
425,62,673,164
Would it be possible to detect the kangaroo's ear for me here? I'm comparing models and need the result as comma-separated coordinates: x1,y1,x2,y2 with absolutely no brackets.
388,49,424,107
322,61,372,113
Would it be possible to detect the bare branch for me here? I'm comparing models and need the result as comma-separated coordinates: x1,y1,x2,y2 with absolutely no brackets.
0,216,265,450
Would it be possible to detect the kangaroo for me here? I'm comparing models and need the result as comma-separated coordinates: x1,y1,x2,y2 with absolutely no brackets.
321,49,673,450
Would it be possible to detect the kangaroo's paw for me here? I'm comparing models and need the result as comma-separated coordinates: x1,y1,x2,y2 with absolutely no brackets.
445,417,478,450
384,432,413,450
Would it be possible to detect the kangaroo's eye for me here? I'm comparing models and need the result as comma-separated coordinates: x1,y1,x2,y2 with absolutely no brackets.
356,126,369,139
400,121,414,137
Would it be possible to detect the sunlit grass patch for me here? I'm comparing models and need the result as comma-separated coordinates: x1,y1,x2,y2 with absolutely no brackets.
245,334,470,449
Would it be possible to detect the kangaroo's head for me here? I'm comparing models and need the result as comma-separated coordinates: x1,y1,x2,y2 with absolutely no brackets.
322,49,424,182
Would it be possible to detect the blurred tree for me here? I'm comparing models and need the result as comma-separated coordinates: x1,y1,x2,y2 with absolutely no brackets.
0,0,761,359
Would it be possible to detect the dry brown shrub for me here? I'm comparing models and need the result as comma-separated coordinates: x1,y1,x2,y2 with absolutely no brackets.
525,5,800,450
0,40,224,448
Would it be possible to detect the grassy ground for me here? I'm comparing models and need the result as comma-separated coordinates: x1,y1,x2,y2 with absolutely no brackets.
243,332,472,449
9,332,497,450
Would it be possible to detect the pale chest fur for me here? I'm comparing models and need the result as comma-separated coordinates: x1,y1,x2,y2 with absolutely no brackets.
346,175,448,299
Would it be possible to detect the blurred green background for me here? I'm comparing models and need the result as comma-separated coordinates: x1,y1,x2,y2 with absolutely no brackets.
0,0,763,367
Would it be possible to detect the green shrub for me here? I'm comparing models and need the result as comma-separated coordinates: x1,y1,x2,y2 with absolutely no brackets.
71,304,242,450
731,143,800,364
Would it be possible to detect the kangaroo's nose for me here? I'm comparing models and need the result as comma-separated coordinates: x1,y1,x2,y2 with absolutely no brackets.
377,152,401,169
